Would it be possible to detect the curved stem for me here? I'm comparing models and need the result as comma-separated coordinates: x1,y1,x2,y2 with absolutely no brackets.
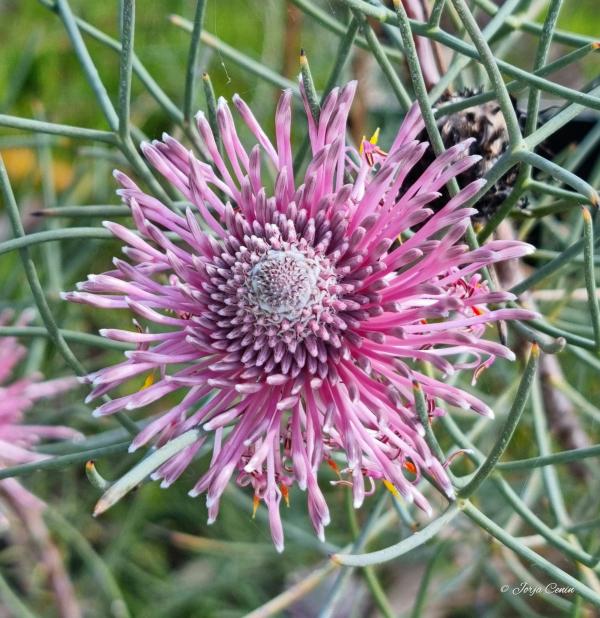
459,343,539,498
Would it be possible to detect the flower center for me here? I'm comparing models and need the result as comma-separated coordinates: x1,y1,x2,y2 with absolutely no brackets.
249,249,319,321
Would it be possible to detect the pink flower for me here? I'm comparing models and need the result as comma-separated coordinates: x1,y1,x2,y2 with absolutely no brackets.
64,82,534,551
0,312,81,617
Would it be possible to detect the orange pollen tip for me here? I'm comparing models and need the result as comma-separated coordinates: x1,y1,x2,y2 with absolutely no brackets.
252,495,260,519
280,483,290,507
85,460,95,471
404,460,417,474
593,42,600,49
472,306,484,316
383,479,400,497
326,458,341,477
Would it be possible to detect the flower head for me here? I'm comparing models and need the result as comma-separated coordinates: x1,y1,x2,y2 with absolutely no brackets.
65,82,534,551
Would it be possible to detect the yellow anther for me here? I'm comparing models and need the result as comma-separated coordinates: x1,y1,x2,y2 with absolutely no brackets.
142,371,156,389
359,136,367,155
369,127,380,145
252,494,260,519
383,479,400,497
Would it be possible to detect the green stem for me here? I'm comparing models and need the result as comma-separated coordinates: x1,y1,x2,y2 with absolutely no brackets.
319,491,389,617
32,205,131,218
0,156,138,436
55,0,119,131
498,444,600,471
0,227,113,257
0,442,131,481
345,491,395,618
183,0,207,124
336,0,600,111
352,9,411,111
515,151,599,206
413,381,446,464
410,541,449,618
463,502,600,607
0,326,131,350
510,217,600,295
449,0,523,147
299,50,320,123
170,16,297,93
201,73,220,150
459,344,539,498
117,0,135,140
0,114,116,143
45,508,131,618
429,0,446,27
523,0,563,141
582,208,600,354
332,503,461,567
93,430,202,516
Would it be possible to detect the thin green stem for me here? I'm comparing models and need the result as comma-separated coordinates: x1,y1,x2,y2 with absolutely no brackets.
0,114,116,143
94,430,202,516
299,50,320,123
170,16,297,93
0,442,131,481
524,0,563,140
510,217,600,295
392,0,444,157
463,502,600,607
32,205,131,218
336,0,600,111
117,0,135,140
410,541,449,618
290,0,403,63
413,381,446,464
319,491,389,617
531,377,568,526
0,326,130,351
449,0,523,147
0,156,138,436
332,503,461,567
515,151,599,205
345,491,395,618
39,0,184,125
477,169,528,242
0,227,113,257
45,508,131,618
525,83,600,150
498,445,600,472
183,0,207,124
352,9,411,112
459,344,539,498
55,0,119,131
434,44,600,117
201,73,220,150
474,0,596,47
582,208,600,354
429,0,446,27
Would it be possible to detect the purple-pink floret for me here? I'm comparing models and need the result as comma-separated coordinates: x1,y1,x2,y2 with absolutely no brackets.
64,82,534,551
